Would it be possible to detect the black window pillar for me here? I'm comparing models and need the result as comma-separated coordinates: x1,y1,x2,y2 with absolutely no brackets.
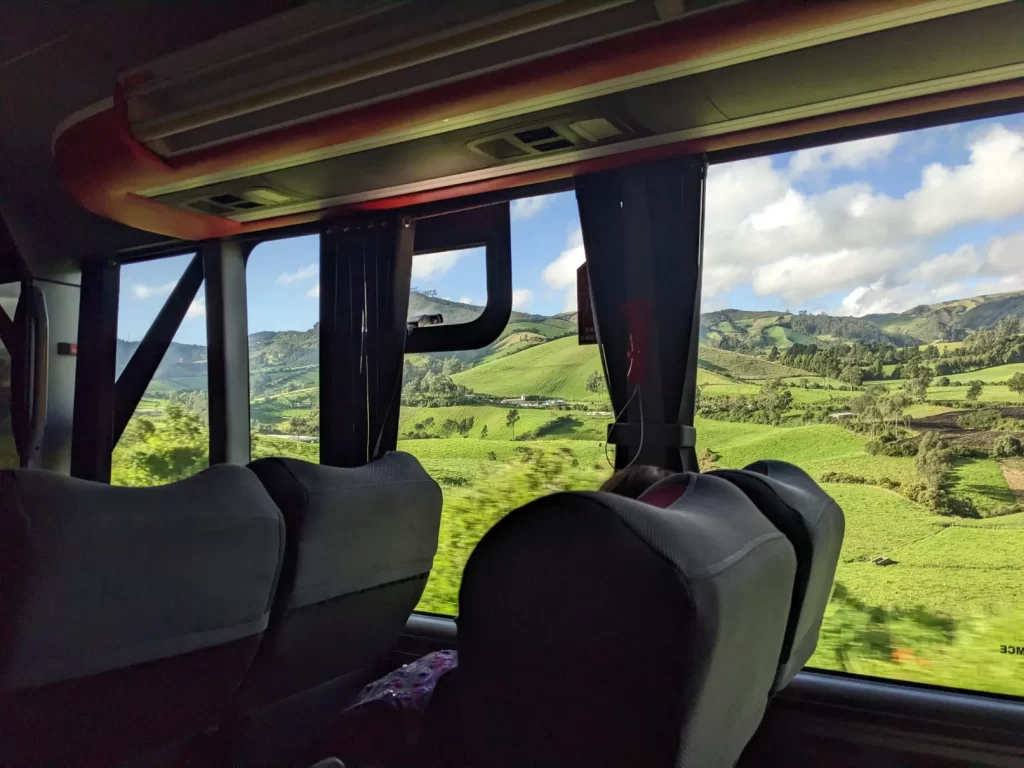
576,156,706,472
204,240,252,466
320,214,415,467
71,259,119,481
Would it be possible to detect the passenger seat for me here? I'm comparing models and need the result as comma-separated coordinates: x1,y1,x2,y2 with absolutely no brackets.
457,473,797,768
709,461,845,690
236,452,442,766
0,466,284,768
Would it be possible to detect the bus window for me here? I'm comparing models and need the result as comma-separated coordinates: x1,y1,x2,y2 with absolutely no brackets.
111,255,209,486
247,235,320,464
408,247,485,327
699,115,1024,697
401,193,615,615
0,281,20,468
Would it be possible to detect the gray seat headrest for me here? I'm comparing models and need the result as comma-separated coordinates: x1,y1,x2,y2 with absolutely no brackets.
710,461,845,690
458,473,796,768
248,451,442,610
0,465,284,766
0,465,284,689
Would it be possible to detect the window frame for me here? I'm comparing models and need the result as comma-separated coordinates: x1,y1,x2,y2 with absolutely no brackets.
405,202,512,354
92,93,1024,720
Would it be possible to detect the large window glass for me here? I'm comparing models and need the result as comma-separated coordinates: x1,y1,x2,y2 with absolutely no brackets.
247,235,320,464
0,282,20,468
111,255,209,486
408,247,486,327
699,115,1024,696
403,193,615,614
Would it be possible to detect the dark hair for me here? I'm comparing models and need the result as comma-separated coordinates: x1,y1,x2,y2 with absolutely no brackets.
599,465,675,499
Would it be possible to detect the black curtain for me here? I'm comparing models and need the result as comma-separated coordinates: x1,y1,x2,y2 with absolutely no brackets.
575,157,705,472
320,215,415,467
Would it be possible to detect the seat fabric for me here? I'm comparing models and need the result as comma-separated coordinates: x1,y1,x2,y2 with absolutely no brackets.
458,473,796,768
237,451,442,766
711,461,845,690
0,466,284,767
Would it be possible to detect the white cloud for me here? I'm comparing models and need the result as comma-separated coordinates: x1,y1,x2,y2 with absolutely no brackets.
905,244,983,283
412,250,465,280
306,283,320,298
132,281,176,300
276,263,318,284
457,296,484,306
987,231,1024,274
752,248,905,301
789,134,900,178
512,288,533,311
511,196,550,220
907,124,1024,235
186,298,205,318
699,122,1024,315
542,227,586,311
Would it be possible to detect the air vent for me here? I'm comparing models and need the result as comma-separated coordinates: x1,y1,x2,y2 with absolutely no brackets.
469,118,630,163
514,126,560,144
569,118,623,142
187,199,231,215
211,193,246,205
185,195,265,215
184,186,305,216
534,138,574,152
475,138,529,160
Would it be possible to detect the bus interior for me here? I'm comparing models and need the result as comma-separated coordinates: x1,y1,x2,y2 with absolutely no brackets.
2,1,1024,766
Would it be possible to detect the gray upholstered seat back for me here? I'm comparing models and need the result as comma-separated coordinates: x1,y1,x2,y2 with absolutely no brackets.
711,461,845,690
0,466,284,767
458,473,796,768
241,451,442,713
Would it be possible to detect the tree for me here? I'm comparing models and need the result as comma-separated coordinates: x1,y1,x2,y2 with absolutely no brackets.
441,418,459,438
442,357,464,375
966,380,984,403
758,379,793,425
840,365,863,388
506,409,521,441
480,424,489,439
936,376,950,387
111,404,208,487
585,370,606,395
768,345,779,362
457,416,475,437
903,376,929,403
1010,372,1024,404
916,431,950,488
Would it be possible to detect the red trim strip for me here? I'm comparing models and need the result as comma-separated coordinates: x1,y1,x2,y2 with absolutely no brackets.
52,0,1020,239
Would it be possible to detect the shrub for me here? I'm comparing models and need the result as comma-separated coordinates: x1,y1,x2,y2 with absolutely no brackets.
866,438,918,457
956,408,1001,430
434,472,469,488
697,448,720,472
989,503,1023,518
819,471,901,490
936,376,951,387
948,445,989,459
992,434,1023,458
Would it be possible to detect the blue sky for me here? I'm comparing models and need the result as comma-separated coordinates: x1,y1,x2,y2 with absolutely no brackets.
120,112,1024,346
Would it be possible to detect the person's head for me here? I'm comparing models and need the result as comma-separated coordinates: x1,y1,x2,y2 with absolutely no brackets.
599,465,675,499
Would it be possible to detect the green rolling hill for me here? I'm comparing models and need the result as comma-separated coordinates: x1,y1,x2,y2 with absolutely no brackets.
453,336,602,401
865,291,1024,342
122,287,1024,401
697,345,804,380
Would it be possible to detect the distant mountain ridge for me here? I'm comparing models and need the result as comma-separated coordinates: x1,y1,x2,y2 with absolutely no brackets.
122,288,1024,392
